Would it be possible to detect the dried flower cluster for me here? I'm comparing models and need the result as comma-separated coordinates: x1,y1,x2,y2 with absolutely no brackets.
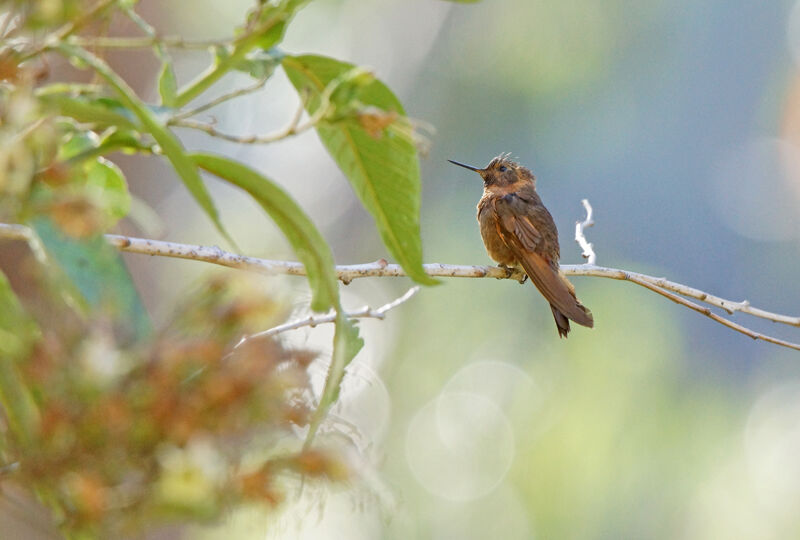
3,276,346,536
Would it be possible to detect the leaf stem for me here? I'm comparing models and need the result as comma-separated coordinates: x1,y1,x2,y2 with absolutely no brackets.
172,11,283,107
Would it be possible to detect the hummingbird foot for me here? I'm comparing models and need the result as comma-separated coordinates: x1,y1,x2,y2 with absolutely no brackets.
497,264,528,284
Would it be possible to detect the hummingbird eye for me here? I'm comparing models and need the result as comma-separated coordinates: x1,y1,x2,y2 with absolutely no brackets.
498,166,508,172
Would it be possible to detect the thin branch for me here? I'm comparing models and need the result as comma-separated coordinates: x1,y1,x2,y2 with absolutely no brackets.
0,222,797,349
18,0,115,61
569,199,800,326
624,273,800,351
172,8,283,107
169,77,270,122
9,117,48,146
566,265,800,326
0,222,792,324
50,0,115,43
239,286,420,345
170,116,311,145
575,198,596,265
119,6,161,48
170,89,318,144
69,35,231,50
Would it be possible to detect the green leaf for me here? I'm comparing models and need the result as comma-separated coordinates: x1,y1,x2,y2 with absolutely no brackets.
282,54,436,285
57,44,235,248
31,217,151,344
0,271,40,447
96,127,154,156
55,126,152,168
37,88,139,130
158,59,178,107
254,18,290,50
190,153,338,312
84,157,131,222
51,130,133,225
191,153,363,441
57,128,100,161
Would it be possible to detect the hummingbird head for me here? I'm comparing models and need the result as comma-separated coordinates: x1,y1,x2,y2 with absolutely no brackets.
448,153,535,189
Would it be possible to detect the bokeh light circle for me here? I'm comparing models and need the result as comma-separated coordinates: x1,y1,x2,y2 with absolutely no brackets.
405,392,515,502
709,138,800,241
443,360,539,412
744,381,800,512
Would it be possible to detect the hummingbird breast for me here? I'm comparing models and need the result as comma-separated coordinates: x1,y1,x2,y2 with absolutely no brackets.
477,195,518,267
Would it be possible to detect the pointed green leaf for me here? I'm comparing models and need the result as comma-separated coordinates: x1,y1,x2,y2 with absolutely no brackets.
37,88,139,130
84,157,131,223
282,54,436,285
158,59,178,107
190,152,338,312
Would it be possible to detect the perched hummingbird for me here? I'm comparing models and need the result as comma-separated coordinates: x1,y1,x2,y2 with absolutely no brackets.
449,153,594,338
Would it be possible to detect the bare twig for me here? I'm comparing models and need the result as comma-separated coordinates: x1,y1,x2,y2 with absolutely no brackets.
170,116,311,145
0,221,797,350
19,0,115,61
9,117,48,146
170,89,318,144
169,77,271,122
70,35,231,50
624,274,800,351
238,286,420,346
575,198,596,265
51,0,115,42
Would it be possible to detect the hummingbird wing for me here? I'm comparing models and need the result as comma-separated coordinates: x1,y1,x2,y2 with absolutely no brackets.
493,194,594,329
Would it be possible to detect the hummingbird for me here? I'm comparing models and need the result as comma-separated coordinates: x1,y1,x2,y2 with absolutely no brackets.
449,153,593,338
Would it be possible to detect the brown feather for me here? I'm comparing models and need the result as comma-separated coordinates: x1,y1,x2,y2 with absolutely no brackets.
460,153,594,338
490,193,594,333
514,250,594,328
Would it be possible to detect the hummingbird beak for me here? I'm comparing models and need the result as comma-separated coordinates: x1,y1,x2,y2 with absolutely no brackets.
448,159,480,172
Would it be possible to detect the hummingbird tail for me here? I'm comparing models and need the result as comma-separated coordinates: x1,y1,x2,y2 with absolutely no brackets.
551,305,571,338
517,253,594,330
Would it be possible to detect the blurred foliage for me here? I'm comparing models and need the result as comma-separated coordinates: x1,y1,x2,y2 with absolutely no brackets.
2,273,345,536
0,0,458,535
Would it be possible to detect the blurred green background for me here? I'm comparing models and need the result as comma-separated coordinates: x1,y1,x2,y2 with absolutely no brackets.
111,0,800,537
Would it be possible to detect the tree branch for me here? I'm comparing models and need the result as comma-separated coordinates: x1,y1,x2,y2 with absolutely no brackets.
168,76,271,122
69,35,231,50
169,88,321,144
623,273,800,351
236,286,420,347
0,217,797,350
18,0,116,61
